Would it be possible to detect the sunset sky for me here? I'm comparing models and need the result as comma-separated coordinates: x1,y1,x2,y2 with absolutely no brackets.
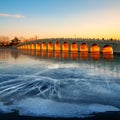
0,0,120,39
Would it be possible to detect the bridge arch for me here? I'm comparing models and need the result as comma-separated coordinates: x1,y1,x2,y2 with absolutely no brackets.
22,45,26,50
42,42,46,50
90,44,100,52
31,43,35,50
71,42,78,52
102,45,113,54
62,42,69,51
48,42,53,51
25,45,27,49
27,44,31,50
80,43,88,52
55,41,60,51
36,43,40,51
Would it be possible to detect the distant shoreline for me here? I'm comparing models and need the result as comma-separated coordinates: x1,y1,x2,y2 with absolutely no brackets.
0,111,120,120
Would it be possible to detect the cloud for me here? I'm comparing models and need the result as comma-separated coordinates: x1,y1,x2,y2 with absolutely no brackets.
0,13,25,18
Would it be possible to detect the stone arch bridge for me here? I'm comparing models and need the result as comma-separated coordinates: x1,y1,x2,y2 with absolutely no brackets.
17,38,120,54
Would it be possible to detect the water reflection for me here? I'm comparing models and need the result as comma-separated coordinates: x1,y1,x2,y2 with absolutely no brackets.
0,49,116,62
0,49,10,60
80,52,88,60
90,52,100,60
31,50,35,56
62,51,69,60
18,50,115,61
103,53,113,60
36,51,40,56
0,49,120,118
42,50,47,58
48,51,53,59
71,52,78,60
55,51,61,59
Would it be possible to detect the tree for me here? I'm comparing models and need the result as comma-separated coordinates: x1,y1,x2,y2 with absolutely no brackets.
10,37,21,46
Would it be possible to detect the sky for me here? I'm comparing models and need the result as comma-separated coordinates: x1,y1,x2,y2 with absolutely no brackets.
0,0,120,39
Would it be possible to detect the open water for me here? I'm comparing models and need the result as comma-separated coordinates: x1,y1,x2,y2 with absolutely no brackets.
0,49,120,118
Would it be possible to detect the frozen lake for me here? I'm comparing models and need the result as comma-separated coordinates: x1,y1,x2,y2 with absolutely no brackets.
0,49,120,118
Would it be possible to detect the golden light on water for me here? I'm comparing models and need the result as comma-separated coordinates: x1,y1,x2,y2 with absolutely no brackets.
71,52,78,60
62,51,69,60
91,52,100,60
48,51,53,58
80,52,88,60
103,53,113,60
42,50,47,58
55,51,61,59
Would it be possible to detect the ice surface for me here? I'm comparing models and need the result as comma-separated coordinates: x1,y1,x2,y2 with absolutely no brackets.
0,50,120,118
0,98,119,118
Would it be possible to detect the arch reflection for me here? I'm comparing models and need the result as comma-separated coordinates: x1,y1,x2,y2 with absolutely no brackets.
103,53,113,60
55,51,61,59
36,51,40,56
80,52,88,60
20,50,115,61
42,50,47,58
62,51,69,60
31,50,35,56
71,52,78,60
90,52,100,60
48,51,53,59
